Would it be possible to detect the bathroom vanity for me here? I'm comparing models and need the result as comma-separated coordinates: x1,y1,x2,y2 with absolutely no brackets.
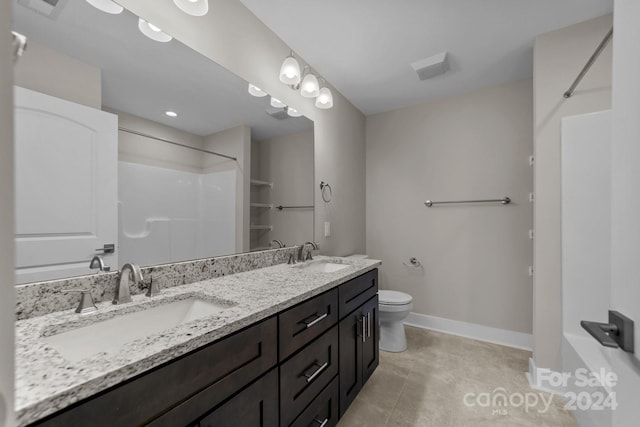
15,256,380,427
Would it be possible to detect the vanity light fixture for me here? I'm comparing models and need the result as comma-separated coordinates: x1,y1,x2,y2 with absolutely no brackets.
300,71,320,98
287,107,303,117
248,83,267,97
165,111,178,117
315,87,334,109
277,54,334,109
173,0,209,17
270,97,286,109
279,53,301,85
85,0,123,14
138,18,173,43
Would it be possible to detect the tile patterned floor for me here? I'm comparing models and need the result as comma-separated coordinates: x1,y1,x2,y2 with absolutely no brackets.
337,326,577,427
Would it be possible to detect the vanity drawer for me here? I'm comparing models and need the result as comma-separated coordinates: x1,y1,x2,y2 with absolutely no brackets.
289,377,339,427
338,269,378,319
280,325,339,427
279,289,338,360
33,317,277,427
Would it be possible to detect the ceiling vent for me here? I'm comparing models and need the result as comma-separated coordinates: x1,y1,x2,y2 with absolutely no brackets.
18,0,67,19
411,52,449,81
265,107,289,120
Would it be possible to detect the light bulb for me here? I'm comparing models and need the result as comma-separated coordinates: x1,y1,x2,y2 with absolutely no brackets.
287,107,303,118
173,0,209,16
85,0,123,14
248,83,267,97
138,18,173,43
165,111,178,117
315,87,334,109
270,97,286,108
279,55,301,85
300,73,319,98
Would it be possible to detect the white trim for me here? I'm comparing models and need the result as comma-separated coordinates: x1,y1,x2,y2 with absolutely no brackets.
403,312,533,350
526,357,567,396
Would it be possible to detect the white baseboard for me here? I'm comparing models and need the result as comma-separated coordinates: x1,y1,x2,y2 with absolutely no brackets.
403,312,533,350
526,357,567,396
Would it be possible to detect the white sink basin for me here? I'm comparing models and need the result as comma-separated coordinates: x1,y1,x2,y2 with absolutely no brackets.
43,297,232,362
296,261,350,273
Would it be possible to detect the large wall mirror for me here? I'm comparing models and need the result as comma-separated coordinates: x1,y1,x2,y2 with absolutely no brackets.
12,0,314,285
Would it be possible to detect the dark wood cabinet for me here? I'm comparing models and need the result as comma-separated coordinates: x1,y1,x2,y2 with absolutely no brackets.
30,268,379,427
338,294,379,416
199,368,279,427
280,326,339,426
279,289,338,361
33,317,278,427
289,377,340,427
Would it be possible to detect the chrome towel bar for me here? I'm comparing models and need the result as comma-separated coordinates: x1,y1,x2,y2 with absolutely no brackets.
424,197,511,207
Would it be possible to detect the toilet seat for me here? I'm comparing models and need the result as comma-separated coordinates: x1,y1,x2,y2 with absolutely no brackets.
379,290,412,306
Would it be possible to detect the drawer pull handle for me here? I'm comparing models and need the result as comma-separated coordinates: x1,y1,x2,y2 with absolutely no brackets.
303,361,329,383
313,418,329,427
367,312,371,338
302,312,328,328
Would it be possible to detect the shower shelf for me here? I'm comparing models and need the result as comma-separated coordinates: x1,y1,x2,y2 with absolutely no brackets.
250,225,273,231
250,179,273,188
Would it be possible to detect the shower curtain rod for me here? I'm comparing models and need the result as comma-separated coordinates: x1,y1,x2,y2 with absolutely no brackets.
118,127,237,161
563,27,613,99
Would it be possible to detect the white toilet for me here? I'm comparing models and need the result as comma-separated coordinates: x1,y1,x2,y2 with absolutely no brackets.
344,255,413,352
378,290,413,352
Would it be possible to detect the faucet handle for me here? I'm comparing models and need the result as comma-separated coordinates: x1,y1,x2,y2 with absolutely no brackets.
61,289,98,315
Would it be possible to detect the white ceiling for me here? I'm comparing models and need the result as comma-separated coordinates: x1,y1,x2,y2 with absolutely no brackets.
13,0,312,140
240,0,613,115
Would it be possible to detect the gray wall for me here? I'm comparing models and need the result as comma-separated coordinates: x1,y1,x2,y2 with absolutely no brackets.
533,14,612,372
1,2,15,425
14,39,101,109
117,0,366,257
366,79,534,334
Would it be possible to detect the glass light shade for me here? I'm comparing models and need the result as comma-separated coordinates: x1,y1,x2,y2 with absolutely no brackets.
86,0,123,14
279,56,301,85
270,97,286,108
300,73,320,98
248,83,267,97
287,107,303,117
173,0,209,16
315,87,334,109
138,19,173,43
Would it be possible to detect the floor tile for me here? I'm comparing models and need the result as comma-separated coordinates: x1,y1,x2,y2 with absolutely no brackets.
337,326,578,427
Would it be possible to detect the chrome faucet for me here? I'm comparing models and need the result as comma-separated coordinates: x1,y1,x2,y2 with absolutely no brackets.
270,239,285,248
114,263,143,304
298,241,319,261
89,255,110,272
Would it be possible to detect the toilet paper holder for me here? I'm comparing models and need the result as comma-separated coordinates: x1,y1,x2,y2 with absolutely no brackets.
403,257,422,268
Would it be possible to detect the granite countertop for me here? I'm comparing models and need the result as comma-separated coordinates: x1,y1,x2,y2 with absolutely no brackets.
15,256,381,426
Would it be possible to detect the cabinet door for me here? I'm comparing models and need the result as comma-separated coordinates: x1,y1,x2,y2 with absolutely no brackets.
199,369,279,427
361,295,379,384
338,308,364,416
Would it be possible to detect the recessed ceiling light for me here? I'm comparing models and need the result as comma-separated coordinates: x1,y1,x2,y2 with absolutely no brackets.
85,0,123,14
165,111,178,117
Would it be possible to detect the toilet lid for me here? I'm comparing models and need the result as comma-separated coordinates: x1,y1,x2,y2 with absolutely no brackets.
379,290,412,305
